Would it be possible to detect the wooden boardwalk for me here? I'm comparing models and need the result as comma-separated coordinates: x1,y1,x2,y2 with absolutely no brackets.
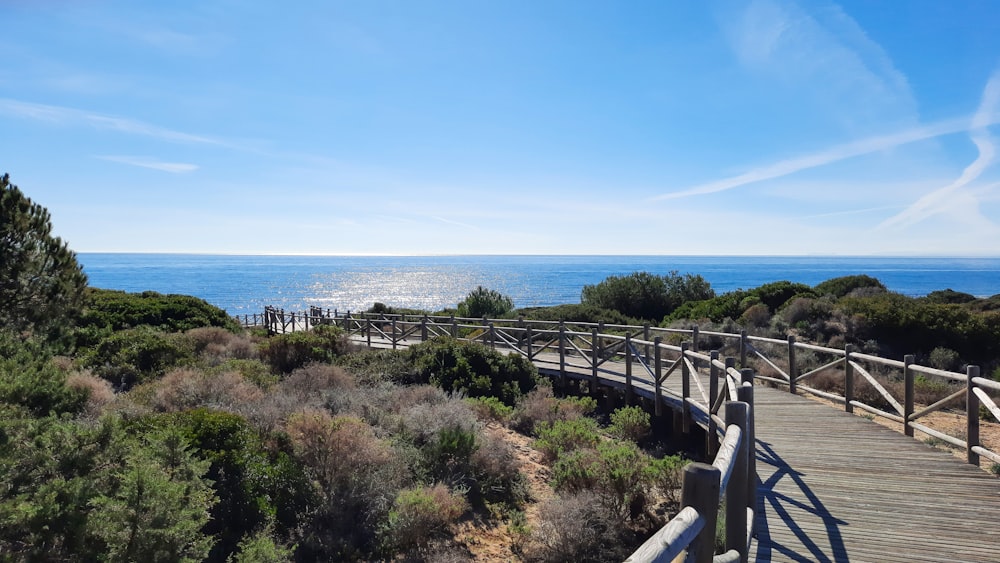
750,387,1000,563
340,326,1000,562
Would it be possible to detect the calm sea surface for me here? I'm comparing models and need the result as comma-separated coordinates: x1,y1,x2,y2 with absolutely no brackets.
77,254,1000,317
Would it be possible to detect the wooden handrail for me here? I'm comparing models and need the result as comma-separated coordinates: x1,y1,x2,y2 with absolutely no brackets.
251,307,999,475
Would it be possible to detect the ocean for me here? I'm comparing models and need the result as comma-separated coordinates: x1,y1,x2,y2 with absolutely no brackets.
77,254,1000,317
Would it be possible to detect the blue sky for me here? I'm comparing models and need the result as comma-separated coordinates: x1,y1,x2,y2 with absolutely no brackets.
2,0,1000,255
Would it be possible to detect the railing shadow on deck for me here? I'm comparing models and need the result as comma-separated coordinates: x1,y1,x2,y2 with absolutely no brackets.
753,439,849,563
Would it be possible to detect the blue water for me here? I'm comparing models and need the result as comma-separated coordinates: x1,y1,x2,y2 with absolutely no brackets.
77,254,1000,316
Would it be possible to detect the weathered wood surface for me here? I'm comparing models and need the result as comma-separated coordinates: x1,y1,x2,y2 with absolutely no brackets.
750,388,1000,563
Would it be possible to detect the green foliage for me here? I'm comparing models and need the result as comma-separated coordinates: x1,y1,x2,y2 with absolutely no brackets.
922,289,977,305
258,325,349,374
159,409,314,561
533,418,601,462
82,325,195,389
0,332,88,416
409,338,539,406
646,454,686,505
87,425,217,562
227,528,295,563
423,425,479,486
0,173,88,346
551,440,650,519
581,271,714,321
813,275,885,298
928,347,961,371
384,484,467,553
0,414,217,561
516,303,638,326
608,406,651,443
466,395,515,422
456,286,515,318
77,288,240,349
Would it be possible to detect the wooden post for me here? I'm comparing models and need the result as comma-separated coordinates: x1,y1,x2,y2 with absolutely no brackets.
366,319,372,347
391,319,398,350
421,316,428,342
526,323,534,360
591,328,600,394
725,357,735,399
844,344,854,414
725,400,750,563
904,354,915,437
967,365,981,466
643,323,651,363
654,337,663,417
489,323,496,349
740,329,748,368
708,350,720,458
787,334,797,394
558,322,567,387
625,333,634,404
681,463,721,563
450,315,457,338
681,341,691,434
692,326,700,353
737,374,756,516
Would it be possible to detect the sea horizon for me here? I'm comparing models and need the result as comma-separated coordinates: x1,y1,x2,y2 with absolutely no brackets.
77,253,1000,316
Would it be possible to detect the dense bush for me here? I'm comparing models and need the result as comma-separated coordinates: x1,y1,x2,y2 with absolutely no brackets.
813,275,885,298
76,288,239,348
581,271,714,321
409,338,540,406
609,405,651,443
456,286,515,318
81,325,195,389
551,440,650,519
258,325,350,374
534,418,601,463
526,491,631,562
516,303,638,326
511,386,596,435
0,333,88,416
384,484,467,552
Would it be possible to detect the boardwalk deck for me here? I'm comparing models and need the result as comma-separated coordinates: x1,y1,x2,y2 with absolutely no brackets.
750,387,1000,563
354,333,1000,562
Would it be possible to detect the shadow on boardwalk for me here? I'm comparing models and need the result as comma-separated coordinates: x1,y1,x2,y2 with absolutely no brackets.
754,439,849,563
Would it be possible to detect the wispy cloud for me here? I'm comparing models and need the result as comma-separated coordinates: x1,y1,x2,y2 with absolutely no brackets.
879,71,1000,230
0,98,231,147
651,115,994,201
96,155,199,173
430,216,479,230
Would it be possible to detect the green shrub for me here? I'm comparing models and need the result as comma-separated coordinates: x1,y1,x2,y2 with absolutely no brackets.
814,275,885,298
928,347,961,371
0,333,88,416
423,425,479,486
82,325,195,389
456,286,515,318
466,396,515,422
409,338,539,406
608,406,651,443
76,288,239,348
551,440,651,519
581,271,714,321
258,325,349,374
228,527,295,563
516,303,638,326
512,386,595,435
384,484,467,553
646,454,686,505
534,418,601,463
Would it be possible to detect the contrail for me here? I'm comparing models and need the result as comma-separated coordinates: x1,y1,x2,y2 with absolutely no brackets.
652,104,1000,202
879,72,1000,229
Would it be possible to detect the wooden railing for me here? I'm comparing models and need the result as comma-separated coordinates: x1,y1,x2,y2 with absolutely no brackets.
245,308,999,466
245,307,1000,561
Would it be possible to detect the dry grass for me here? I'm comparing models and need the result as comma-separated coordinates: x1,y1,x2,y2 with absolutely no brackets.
65,370,116,418
186,327,257,365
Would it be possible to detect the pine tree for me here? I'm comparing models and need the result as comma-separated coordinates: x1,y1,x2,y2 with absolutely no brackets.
0,172,88,343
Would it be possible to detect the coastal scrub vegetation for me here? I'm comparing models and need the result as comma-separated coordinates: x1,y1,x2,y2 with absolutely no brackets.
4,176,1000,560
